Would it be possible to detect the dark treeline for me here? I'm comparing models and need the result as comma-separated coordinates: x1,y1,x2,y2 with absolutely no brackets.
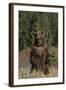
19,11,58,50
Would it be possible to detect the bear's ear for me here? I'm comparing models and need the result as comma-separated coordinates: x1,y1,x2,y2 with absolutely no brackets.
41,31,44,35
41,31,43,33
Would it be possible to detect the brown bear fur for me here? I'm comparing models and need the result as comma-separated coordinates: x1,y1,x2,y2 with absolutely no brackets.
30,31,49,74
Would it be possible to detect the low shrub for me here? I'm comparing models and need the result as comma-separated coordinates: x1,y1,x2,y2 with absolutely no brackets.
49,47,58,67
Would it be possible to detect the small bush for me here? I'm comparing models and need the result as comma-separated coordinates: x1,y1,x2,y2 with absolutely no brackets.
49,47,58,67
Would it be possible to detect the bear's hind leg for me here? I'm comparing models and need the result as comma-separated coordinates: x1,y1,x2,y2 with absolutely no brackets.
30,64,35,73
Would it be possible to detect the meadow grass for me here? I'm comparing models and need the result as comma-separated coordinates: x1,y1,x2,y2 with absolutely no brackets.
19,66,58,79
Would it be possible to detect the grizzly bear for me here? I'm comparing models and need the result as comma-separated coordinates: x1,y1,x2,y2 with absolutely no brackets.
30,31,49,74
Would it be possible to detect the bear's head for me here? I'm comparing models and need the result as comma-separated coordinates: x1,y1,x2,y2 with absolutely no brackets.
34,31,44,47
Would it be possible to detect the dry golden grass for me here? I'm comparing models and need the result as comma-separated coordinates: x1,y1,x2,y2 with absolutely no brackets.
19,66,58,79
